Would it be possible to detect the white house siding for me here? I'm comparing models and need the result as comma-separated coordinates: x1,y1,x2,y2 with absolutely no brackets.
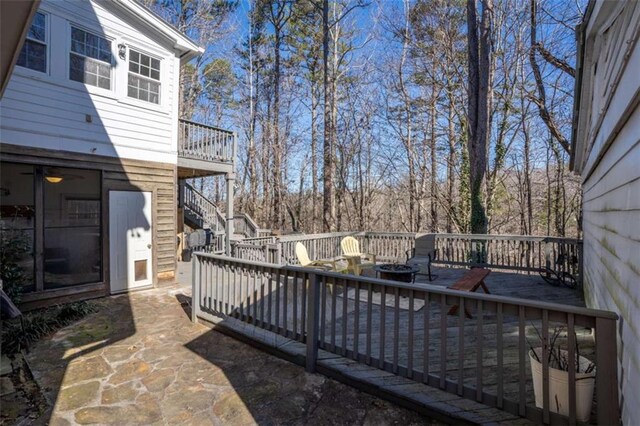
574,2,640,425
0,0,180,164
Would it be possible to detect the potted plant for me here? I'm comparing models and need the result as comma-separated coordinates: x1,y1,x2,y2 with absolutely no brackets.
529,327,596,422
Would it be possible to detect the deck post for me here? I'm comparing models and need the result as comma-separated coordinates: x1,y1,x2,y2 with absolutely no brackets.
225,173,235,256
577,241,584,288
595,316,620,425
306,272,321,373
191,255,201,323
276,243,282,265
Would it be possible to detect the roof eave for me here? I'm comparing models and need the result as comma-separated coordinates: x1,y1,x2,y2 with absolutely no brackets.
111,0,203,57
570,0,596,173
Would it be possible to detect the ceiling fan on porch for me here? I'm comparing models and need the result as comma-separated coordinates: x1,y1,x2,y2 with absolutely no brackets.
20,168,85,184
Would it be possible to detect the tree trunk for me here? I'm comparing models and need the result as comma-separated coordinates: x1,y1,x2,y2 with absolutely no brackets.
271,6,283,230
322,0,335,232
429,91,438,233
446,89,456,233
311,78,318,233
466,0,493,234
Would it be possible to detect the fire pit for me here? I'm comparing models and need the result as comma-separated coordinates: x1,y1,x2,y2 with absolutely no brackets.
374,264,420,283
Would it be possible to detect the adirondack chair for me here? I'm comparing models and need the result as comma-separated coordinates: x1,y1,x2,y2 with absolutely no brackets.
340,236,376,274
295,242,341,271
406,234,438,281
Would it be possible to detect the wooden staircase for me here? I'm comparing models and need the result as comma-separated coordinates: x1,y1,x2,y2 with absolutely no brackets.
181,182,268,238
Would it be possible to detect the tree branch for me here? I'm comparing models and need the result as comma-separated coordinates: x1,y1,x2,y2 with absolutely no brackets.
529,0,571,155
534,42,575,77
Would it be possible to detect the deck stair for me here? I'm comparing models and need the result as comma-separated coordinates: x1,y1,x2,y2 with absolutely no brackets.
181,182,269,238
182,182,226,232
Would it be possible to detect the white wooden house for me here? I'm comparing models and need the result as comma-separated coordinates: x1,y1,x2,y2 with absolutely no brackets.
0,0,236,309
572,1,640,424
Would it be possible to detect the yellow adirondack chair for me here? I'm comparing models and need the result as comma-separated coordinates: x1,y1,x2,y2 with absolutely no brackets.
340,236,376,274
295,242,341,271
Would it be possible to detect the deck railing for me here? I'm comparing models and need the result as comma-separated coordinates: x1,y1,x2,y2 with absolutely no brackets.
239,236,278,245
279,232,359,264
231,242,282,264
433,234,583,281
189,231,225,255
192,253,618,425
230,232,582,285
361,232,416,262
276,232,417,264
182,182,226,232
233,213,257,237
233,213,270,238
178,119,235,163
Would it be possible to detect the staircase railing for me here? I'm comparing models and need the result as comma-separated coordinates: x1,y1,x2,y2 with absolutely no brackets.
183,183,226,232
233,213,269,238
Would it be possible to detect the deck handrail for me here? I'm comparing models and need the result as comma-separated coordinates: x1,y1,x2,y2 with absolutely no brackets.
182,182,226,232
188,231,225,254
233,213,258,237
192,253,619,425
179,119,234,135
192,253,612,319
231,232,583,286
178,119,236,163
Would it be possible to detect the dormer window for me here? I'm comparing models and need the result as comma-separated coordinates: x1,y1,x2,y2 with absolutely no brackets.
127,50,161,104
17,12,47,73
69,26,112,89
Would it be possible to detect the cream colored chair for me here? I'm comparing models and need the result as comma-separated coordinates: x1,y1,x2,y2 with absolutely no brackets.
295,242,340,271
340,236,376,274
406,234,438,281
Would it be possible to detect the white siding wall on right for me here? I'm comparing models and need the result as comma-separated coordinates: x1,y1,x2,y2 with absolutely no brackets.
575,2,640,425
582,108,640,426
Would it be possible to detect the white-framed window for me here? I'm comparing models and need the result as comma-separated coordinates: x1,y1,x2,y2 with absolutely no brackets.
17,12,48,73
69,26,112,89
127,49,161,104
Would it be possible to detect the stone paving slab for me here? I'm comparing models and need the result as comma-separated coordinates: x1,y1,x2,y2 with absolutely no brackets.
23,286,441,425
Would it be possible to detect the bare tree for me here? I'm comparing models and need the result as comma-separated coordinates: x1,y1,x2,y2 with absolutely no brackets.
466,0,494,234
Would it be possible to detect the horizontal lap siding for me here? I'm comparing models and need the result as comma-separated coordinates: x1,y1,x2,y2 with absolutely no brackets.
0,0,177,165
0,145,177,280
582,79,640,426
104,167,177,278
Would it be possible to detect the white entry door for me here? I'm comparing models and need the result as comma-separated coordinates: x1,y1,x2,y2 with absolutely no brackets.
109,191,153,293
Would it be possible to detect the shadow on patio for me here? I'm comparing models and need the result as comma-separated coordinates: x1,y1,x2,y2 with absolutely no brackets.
23,286,436,425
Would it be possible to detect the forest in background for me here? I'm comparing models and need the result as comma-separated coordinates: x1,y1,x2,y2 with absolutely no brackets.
145,0,585,237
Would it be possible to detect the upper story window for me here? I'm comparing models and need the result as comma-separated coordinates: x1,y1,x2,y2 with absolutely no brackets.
69,27,112,89
17,12,47,73
127,50,160,104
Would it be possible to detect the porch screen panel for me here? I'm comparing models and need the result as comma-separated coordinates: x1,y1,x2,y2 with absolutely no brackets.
0,163,35,293
43,167,101,288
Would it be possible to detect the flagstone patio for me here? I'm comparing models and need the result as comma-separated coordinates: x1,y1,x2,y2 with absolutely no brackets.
23,286,439,425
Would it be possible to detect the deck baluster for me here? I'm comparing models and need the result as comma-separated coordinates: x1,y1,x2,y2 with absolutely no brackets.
407,290,414,379
190,252,614,425
393,287,400,374
353,281,360,360
440,295,447,390
341,279,348,356
379,285,386,369
457,297,465,396
476,299,483,402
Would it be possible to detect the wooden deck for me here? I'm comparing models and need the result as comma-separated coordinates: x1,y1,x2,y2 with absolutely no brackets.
411,266,585,306
193,256,609,423
318,266,592,409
